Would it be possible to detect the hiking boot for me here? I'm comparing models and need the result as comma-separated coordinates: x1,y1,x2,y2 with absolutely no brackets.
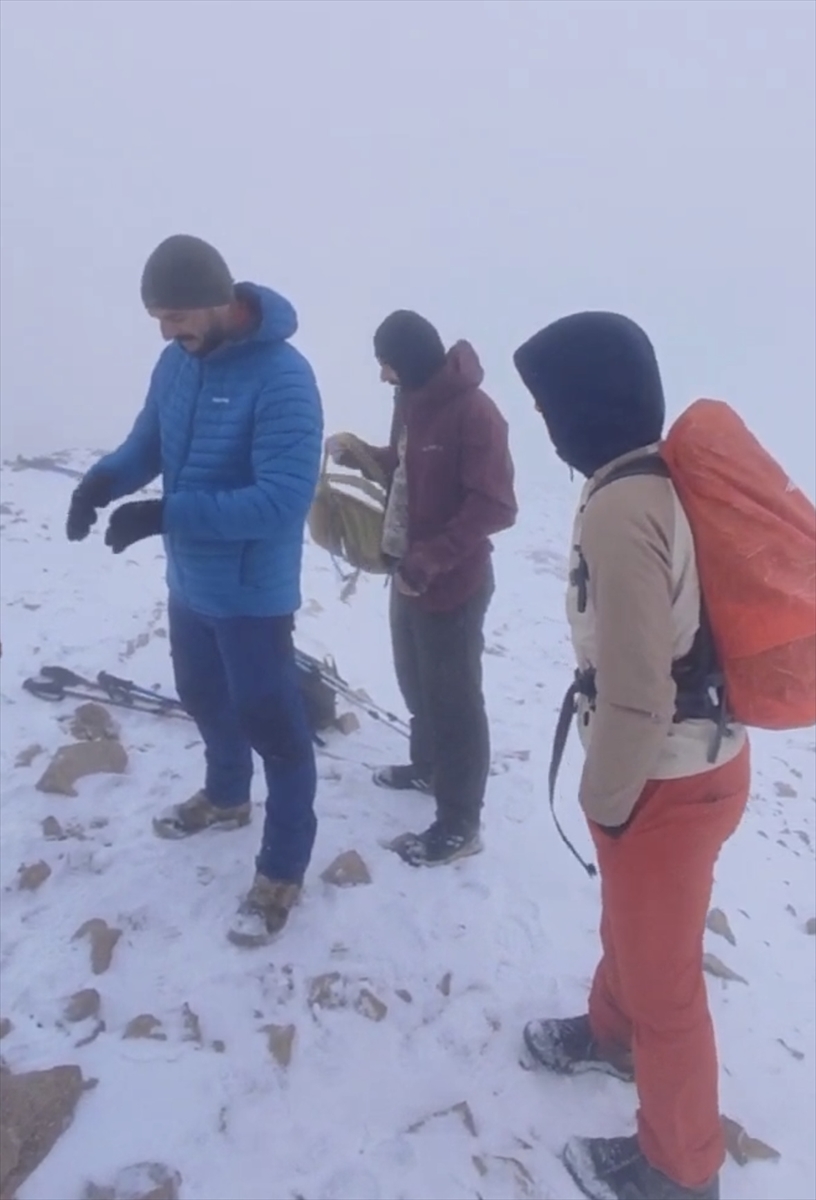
152,790,251,840
562,1135,720,1200
388,821,483,867
227,873,301,948
523,1014,634,1082
372,764,433,794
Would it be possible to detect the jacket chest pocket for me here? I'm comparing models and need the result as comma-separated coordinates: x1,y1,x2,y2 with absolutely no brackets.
413,441,459,499
187,399,256,480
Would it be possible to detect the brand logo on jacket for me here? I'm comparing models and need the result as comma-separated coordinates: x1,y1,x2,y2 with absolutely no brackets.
212,396,231,405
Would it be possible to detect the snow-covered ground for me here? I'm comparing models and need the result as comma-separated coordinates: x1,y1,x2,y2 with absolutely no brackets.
1,453,814,1200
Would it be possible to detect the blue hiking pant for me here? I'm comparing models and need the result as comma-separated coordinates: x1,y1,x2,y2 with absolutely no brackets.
168,597,317,885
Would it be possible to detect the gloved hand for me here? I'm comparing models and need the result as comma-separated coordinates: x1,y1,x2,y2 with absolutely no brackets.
325,432,364,468
325,433,347,461
104,500,164,554
326,432,374,468
66,471,114,542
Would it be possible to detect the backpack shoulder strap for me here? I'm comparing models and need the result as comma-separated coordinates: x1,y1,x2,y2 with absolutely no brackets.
572,452,670,612
588,452,670,502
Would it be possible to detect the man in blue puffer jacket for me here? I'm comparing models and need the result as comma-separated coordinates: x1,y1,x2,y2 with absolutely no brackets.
66,234,323,946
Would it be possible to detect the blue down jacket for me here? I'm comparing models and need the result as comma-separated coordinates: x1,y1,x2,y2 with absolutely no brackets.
90,283,323,617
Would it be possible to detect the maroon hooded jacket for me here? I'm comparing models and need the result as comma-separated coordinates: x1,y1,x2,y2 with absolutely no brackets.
366,341,517,612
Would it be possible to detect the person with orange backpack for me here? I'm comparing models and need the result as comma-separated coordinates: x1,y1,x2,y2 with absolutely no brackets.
513,312,816,1200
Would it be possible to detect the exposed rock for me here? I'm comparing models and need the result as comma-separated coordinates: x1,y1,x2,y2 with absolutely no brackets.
354,989,388,1023
308,971,345,1013
211,1040,226,1054
0,1063,91,1200
180,1003,202,1045
36,740,128,797
806,917,816,936
437,971,453,997
84,1161,182,1200
72,918,122,975
75,1020,106,1049
472,1153,535,1196
42,816,88,842
395,989,413,1004
69,703,121,743
308,972,387,1022
262,1023,296,1068
15,744,44,768
777,1037,805,1061
41,816,66,841
0,1124,21,1198
17,861,52,892
320,849,372,888
706,908,736,946
722,1115,781,1166
334,712,361,736
122,1014,166,1041
407,1100,478,1138
0,1020,12,1041
703,953,748,985
63,989,101,1024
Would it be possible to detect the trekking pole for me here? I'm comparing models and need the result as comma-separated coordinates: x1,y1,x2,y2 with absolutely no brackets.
23,676,192,719
303,655,409,737
96,670,184,711
39,666,183,712
330,679,409,737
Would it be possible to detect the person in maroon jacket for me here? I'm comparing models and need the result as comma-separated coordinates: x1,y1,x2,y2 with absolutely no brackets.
328,311,518,866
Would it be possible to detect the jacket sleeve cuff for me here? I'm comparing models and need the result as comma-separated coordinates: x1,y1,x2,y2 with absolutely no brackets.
596,821,628,839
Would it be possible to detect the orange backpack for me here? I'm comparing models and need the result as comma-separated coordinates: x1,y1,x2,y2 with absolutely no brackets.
660,399,816,731
549,398,815,878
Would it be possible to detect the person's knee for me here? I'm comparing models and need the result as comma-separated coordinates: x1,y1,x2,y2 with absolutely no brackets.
171,661,214,718
619,958,708,1026
238,691,312,762
172,640,228,714
429,686,486,734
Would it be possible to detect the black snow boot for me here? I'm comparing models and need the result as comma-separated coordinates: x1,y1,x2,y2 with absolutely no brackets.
372,764,433,794
523,1014,634,1083
388,820,483,866
562,1135,720,1200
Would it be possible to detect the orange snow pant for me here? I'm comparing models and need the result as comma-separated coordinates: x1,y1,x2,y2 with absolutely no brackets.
587,744,750,1190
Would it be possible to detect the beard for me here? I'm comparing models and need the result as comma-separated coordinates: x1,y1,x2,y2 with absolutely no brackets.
177,319,229,358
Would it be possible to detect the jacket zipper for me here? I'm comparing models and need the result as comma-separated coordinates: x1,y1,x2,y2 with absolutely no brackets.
168,360,204,595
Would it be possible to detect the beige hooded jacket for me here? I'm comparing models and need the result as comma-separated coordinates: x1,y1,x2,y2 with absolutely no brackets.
567,445,747,828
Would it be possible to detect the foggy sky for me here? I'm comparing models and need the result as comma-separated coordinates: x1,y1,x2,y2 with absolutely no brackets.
1,0,814,496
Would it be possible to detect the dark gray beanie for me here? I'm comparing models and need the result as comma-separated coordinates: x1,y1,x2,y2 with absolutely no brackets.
373,310,447,389
140,234,234,310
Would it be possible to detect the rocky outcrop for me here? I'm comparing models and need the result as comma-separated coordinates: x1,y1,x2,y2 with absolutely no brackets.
0,1063,92,1199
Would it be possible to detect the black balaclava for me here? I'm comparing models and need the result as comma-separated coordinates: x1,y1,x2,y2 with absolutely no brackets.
373,310,447,390
513,311,666,477
140,234,234,310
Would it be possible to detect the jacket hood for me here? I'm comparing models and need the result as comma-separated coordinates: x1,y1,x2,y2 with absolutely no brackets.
513,312,666,477
235,282,298,345
411,340,485,403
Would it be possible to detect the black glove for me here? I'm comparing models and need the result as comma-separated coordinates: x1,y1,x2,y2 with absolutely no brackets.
66,471,114,542
104,500,164,554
